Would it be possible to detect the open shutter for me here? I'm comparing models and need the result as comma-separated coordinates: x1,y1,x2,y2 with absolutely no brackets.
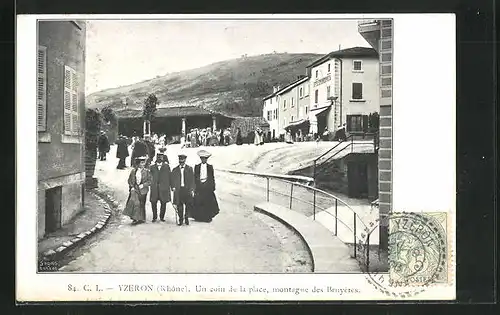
346,115,352,132
37,46,47,131
362,115,369,133
71,70,79,135
63,66,73,135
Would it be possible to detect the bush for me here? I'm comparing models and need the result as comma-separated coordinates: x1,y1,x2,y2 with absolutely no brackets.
85,108,101,151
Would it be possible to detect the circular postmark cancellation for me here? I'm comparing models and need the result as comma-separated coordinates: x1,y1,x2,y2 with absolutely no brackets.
361,212,448,298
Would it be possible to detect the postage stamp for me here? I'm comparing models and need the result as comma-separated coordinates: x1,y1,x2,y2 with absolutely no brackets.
388,212,448,287
363,211,450,298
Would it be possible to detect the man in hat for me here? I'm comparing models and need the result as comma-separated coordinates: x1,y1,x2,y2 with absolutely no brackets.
98,131,110,161
143,134,156,166
171,151,195,226
192,149,220,222
115,134,129,169
130,135,149,167
149,147,172,222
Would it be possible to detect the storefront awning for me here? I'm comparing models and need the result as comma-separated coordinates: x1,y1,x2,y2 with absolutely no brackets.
285,119,310,130
310,105,331,116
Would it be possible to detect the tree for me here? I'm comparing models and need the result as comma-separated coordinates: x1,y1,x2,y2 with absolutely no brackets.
142,93,158,135
101,106,117,127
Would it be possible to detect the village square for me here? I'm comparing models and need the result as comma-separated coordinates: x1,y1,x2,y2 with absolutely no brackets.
36,19,392,273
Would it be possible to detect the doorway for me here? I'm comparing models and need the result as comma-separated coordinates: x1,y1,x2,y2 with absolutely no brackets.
347,162,369,198
45,186,62,234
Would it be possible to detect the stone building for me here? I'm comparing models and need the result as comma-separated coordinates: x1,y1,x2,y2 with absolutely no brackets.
37,20,86,239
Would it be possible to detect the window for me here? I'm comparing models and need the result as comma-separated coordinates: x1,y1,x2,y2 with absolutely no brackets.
267,110,272,121
353,60,363,71
381,64,392,75
283,99,287,109
291,97,294,107
315,70,318,78
305,106,309,115
291,116,294,122
37,46,47,132
352,83,363,100
314,90,319,103
328,63,331,72
300,87,303,97
274,109,278,119
63,65,80,136
270,98,272,104
346,115,368,132
327,86,331,99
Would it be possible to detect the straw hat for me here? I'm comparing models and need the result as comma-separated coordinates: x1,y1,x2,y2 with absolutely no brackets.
197,150,212,158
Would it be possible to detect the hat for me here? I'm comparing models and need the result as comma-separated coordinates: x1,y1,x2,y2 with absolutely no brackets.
197,150,212,158
135,155,148,161
178,150,187,158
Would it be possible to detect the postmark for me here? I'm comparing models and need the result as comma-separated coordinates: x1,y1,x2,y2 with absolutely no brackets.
361,212,448,298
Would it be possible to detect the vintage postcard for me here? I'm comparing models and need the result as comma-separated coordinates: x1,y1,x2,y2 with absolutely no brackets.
16,13,456,301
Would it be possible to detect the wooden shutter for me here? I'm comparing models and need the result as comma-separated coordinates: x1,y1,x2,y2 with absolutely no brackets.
362,115,369,133
352,83,363,100
63,65,79,136
346,115,352,132
37,46,47,131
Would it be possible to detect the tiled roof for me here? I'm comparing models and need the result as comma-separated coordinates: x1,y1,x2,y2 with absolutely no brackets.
307,46,378,68
115,105,221,119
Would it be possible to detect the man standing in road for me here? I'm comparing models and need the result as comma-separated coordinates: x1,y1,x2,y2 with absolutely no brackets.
171,151,195,226
149,147,172,223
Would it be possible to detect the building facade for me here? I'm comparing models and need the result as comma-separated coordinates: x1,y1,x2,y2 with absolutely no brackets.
276,76,309,136
306,47,380,136
262,86,280,140
358,19,393,250
37,21,86,240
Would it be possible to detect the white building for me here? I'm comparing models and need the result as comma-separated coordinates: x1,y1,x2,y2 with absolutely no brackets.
275,76,309,136
306,47,380,135
262,85,280,139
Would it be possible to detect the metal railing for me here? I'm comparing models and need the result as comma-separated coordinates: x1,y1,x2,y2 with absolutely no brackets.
313,132,379,182
263,176,377,269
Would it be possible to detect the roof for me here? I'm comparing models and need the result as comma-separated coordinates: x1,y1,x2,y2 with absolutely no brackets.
306,47,378,68
115,105,223,119
276,76,310,96
231,116,270,127
262,93,277,101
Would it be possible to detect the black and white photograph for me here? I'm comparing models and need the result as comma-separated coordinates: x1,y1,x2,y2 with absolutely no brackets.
18,14,455,301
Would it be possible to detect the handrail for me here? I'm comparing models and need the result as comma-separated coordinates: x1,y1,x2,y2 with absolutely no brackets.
314,132,378,163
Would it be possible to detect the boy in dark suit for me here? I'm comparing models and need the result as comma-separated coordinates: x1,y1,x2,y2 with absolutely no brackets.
171,151,195,226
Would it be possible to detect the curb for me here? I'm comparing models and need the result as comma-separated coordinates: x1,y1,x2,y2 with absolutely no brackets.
215,168,314,185
40,190,119,263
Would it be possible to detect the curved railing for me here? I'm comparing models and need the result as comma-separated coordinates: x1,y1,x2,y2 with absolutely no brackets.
261,176,378,270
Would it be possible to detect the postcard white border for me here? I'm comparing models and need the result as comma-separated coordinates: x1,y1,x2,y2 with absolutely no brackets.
16,13,456,301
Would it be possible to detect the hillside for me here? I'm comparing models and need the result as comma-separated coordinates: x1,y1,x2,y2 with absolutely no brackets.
86,53,322,117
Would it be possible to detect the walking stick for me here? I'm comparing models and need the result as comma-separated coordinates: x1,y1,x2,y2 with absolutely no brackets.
173,204,179,225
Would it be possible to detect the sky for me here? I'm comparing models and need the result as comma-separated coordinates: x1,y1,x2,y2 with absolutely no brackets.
85,19,370,95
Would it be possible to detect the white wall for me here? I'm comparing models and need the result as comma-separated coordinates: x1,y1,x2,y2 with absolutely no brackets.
340,57,380,124
262,97,279,137
309,60,335,109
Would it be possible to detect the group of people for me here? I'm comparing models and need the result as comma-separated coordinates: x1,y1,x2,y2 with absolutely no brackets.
183,127,234,148
122,148,220,226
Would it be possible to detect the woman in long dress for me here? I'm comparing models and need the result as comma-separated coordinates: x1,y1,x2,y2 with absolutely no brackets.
192,150,220,222
123,156,151,225
236,128,243,145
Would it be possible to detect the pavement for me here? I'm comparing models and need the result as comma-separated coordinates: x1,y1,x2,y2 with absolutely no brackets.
53,141,376,273
58,144,313,273
37,190,114,266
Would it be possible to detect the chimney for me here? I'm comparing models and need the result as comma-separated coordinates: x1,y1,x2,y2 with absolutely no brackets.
297,75,306,80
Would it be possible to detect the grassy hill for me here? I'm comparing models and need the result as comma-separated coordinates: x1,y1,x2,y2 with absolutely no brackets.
86,53,322,117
